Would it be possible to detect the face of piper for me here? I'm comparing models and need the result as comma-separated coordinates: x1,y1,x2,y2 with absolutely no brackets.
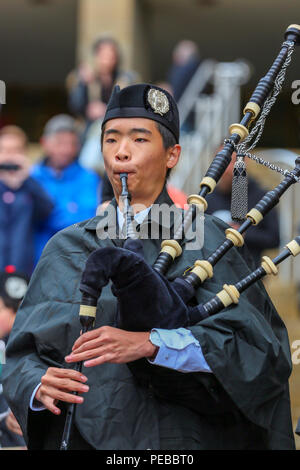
102,117,181,210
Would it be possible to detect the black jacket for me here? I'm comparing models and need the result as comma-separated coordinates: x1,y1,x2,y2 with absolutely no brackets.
2,187,295,449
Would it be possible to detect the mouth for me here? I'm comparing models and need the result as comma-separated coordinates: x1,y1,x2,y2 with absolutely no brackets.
113,170,136,178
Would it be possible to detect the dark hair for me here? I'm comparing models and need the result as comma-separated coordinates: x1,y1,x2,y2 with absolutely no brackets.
155,122,177,149
92,37,120,64
101,121,177,178
155,122,177,179
1,295,21,313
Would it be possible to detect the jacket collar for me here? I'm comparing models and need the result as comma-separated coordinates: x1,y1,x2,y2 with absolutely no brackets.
39,157,80,179
84,185,180,232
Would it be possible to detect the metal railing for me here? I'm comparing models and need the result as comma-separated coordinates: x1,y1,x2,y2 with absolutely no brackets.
170,59,251,195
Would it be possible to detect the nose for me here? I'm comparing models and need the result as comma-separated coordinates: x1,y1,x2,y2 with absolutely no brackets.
115,139,131,162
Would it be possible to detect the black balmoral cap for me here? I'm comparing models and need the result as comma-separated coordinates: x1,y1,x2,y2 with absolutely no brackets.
102,83,180,143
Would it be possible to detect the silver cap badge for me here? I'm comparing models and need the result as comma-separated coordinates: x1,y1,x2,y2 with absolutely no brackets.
147,88,170,116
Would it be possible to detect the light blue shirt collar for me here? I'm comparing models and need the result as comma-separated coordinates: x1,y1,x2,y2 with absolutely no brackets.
117,205,152,229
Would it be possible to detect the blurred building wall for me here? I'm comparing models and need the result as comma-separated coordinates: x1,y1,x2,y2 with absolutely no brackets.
76,0,150,81
77,0,300,84
77,0,135,73
0,0,78,140
0,0,299,146
75,0,300,147
0,0,77,86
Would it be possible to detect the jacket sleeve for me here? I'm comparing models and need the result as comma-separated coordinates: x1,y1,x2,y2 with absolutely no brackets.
22,176,54,222
185,238,293,439
1,229,85,443
142,217,293,443
1,338,48,443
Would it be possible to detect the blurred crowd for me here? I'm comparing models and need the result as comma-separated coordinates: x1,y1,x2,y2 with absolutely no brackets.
0,36,204,281
0,36,280,448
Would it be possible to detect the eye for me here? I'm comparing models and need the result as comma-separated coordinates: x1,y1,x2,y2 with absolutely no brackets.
135,138,147,143
105,138,116,144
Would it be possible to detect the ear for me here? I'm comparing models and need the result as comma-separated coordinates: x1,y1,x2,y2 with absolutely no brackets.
166,144,181,169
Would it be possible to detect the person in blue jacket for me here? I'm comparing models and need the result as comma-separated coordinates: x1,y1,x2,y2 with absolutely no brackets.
0,126,54,275
31,114,102,263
